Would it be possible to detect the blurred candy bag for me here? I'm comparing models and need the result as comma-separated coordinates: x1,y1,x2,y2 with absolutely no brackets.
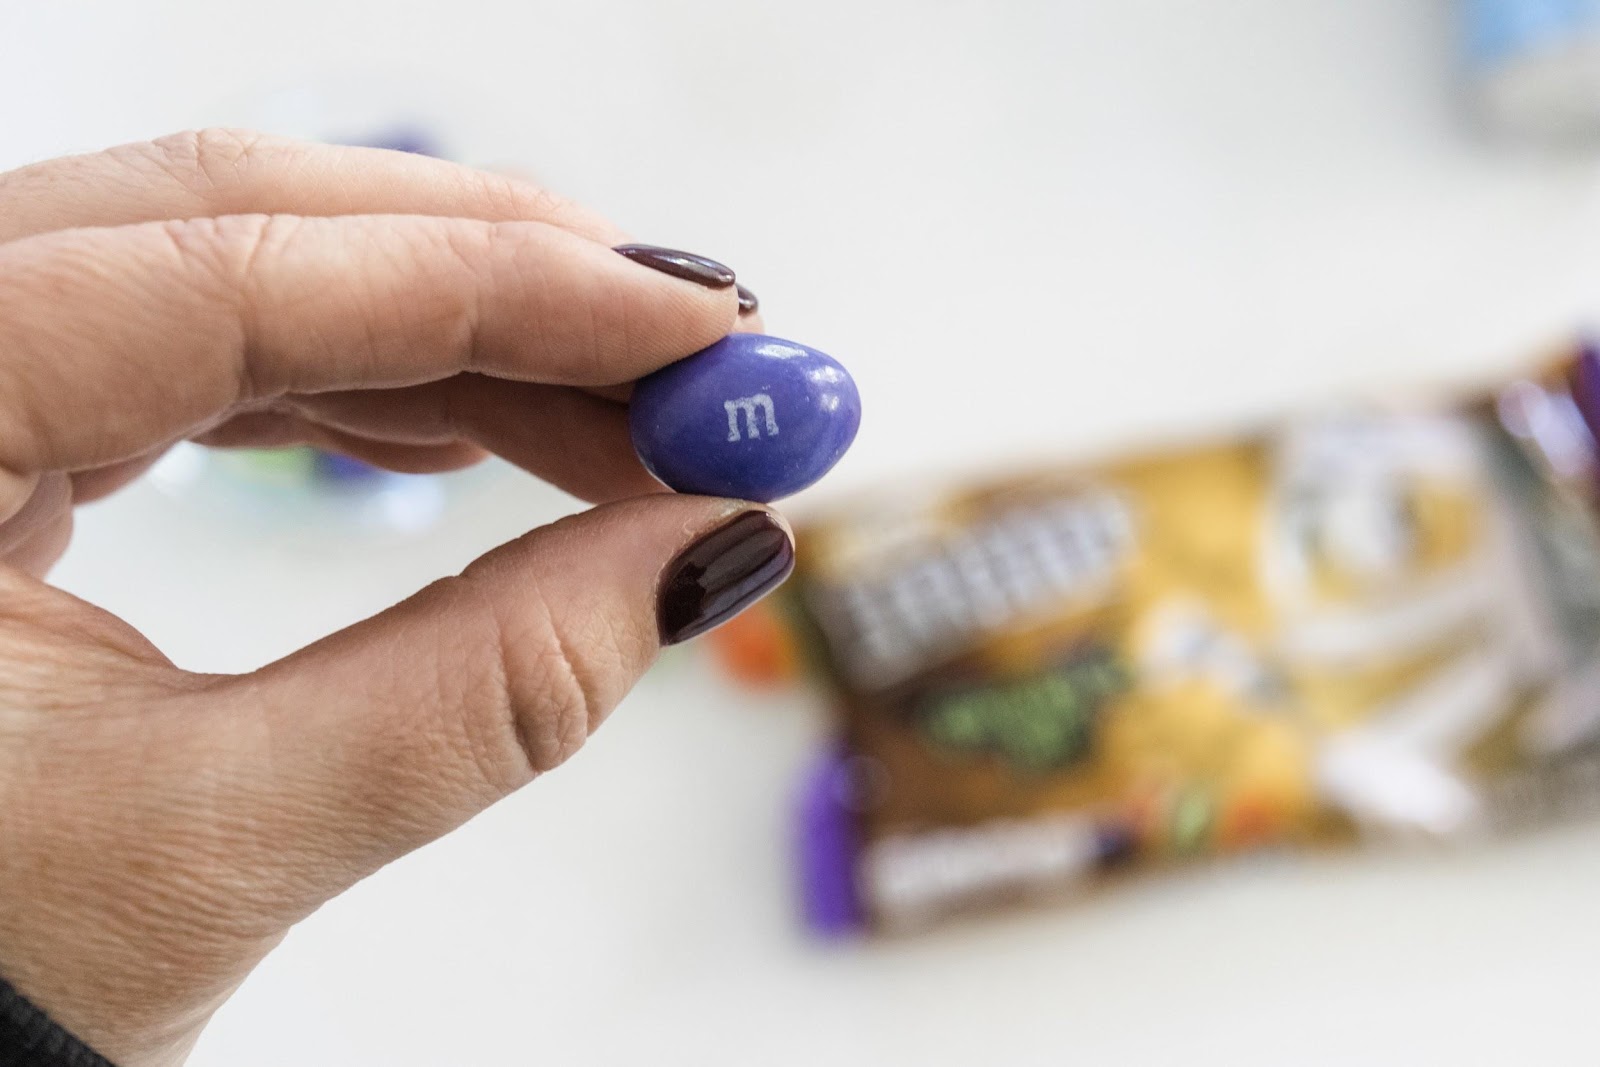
734,343,1600,935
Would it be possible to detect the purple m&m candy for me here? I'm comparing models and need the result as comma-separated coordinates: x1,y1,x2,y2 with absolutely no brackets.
629,333,861,503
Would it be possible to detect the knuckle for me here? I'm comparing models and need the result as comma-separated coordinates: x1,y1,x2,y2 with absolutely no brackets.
158,214,256,281
515,607,598,775
156,214,300,401
489,224,612,381
442,556,634,784
158,213,301,300
425,221,497,371
403,571,567,792
496,578,606,777
432,219,495,288
138,127,279,202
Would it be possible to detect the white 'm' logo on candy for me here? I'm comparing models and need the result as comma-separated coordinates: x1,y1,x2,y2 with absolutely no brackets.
724,394,779,441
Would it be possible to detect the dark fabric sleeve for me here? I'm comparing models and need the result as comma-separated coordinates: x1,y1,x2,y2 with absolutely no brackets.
0,976,115,1067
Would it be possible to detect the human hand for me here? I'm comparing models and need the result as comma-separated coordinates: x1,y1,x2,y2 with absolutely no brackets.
0,130,791,1066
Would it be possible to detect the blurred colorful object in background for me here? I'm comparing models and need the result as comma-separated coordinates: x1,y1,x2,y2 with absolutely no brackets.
1465,0,1600,141
714,341,1600,937
705,601,803,688
150,444,451,538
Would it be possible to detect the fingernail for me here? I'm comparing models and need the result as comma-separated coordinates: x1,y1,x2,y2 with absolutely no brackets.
614,244,736,290
736,284,760,315
658,510,795,645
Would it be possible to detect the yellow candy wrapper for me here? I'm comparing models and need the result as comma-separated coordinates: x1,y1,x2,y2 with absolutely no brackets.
776,345,1600,935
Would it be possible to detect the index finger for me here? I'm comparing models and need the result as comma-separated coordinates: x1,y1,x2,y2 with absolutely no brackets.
0,213,739,518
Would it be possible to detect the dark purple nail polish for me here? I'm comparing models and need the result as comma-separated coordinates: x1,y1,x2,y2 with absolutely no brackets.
658,510,794,645
614,244,737,290
736,284,759,315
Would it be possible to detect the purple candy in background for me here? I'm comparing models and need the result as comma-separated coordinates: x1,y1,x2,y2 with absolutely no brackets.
629,334,862,503
1574,342,1600,444
795,744,866,938
313,450,384,484
341,126,441,157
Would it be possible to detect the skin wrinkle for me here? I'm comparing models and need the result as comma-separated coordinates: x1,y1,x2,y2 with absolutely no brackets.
155,217,262,410
260,218,380,393
457,523,613,777
1,600,169,680
555,512,654,723
393,578,525,804
349,236,397,387
486,561,590,778
271,139,320,205
437,373,472,445
231,215,289,406
418,616,487,791
604,266,659,389
0,260,73,494
11,756,250,961
349,569,534,803
482,170,558,229
486,597,540,794
53,145,158,226
431,221,492,380
0,632,131,704
575,256,624,387
476,220,540,378
147,129,267,206
545,610,600,767
585,279,611,387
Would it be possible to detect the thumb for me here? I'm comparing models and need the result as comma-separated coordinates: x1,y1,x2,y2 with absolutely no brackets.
215,495,793,906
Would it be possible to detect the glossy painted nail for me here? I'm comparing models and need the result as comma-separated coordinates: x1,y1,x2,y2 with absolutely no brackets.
658,510,795,645
736,284,760,315
614,244,737,290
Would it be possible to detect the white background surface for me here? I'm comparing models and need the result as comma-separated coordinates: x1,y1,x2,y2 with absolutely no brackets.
10,1,1600,1064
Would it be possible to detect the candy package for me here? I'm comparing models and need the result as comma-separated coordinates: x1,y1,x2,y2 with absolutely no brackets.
712,343,1600,936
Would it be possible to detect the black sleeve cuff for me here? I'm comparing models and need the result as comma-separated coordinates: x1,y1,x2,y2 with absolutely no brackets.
0,975,115,1067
